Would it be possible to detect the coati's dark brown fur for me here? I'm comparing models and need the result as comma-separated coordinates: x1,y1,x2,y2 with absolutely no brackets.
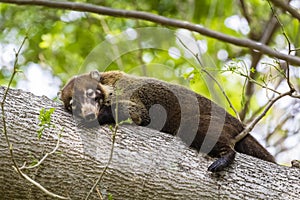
60,70,275,172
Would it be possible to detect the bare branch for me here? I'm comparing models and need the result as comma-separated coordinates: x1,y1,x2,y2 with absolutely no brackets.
267,0,296,92
239,14,280,121
238,72,281,95
239,0,251,24
2,86,300,199
20,133,62,170
12,166,70,199
99,18,124,70
0,37,69,200
1,36,27,177
85,89,122,199
269,0,300,21
233,90,294,144
1,0,300,65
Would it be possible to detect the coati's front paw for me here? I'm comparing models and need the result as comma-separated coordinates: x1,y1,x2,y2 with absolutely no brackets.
208,150,236,172
291,160,300,169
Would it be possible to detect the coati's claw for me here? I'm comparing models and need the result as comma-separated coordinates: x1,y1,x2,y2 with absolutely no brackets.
208,151,236,172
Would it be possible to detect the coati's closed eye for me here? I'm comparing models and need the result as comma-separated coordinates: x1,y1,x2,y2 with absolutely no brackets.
86,88,103,102
86,89,95,98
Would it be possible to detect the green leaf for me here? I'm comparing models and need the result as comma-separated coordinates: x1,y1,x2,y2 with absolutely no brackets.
37,127,44,139
108,193,113,200
109,125,114,132
37,107,56,139
119,118,133,125
30,158,38,167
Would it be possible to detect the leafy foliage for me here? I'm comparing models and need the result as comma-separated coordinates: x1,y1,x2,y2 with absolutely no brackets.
37,107,56,139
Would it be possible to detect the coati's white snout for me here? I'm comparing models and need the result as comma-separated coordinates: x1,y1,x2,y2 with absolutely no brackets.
81,103,98,121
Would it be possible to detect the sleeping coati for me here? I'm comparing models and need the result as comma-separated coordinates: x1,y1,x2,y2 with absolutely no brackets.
59,70,275,172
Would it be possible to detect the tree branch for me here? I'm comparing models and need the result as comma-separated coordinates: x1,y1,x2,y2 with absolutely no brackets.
233,90,295,144
1,86,300,199
20,133,62,170
269,0,300,21
0,37,69,200
239,14,280,121
1,0,300,65
179,38,241,121
239,0,252,25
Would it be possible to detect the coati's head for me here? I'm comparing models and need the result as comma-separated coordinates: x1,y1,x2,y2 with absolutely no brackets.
59,70,113,126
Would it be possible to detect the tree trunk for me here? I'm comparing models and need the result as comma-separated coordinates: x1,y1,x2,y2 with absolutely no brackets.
0,86,299,200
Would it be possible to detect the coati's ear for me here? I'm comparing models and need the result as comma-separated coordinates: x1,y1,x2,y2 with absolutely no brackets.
90,70,101,82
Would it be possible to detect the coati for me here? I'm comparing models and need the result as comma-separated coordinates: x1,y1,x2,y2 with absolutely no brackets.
60,70,275,172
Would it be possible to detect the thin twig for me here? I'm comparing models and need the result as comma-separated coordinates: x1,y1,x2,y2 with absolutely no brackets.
85,89,120,200
178,38,241,121
1,36,27,177
243,69,288,124
95,186,103,200
12,166,69,199
233,90,294,144
85,124,118,200
291,94,300,99
291,47,300,52
267,0,296,92
235,71,281,95
239,0,251,25
99,18,124,70
1,0,300,65
0,37,69,200
269,0,300,21
239,13,280,121
20,133,62,170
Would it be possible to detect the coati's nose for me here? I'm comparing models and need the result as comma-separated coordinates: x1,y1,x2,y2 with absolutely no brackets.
85,113,97,121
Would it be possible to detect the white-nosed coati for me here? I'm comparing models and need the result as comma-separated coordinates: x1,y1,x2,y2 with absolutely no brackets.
59,70,275,172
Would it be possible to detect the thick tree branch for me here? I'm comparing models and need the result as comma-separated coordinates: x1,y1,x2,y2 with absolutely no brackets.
1,87,300,199
1,0,300,66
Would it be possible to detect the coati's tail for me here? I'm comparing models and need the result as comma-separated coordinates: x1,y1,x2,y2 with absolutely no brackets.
235,134,276,163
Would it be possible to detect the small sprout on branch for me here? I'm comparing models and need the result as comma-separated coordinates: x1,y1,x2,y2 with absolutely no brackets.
29,158,39,167
1,36,69,199
108,193,114,200
119,118,133,125
37,108,56,139
250,67,256,73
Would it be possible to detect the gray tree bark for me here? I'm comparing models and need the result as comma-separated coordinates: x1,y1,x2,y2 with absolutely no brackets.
0,86,299,200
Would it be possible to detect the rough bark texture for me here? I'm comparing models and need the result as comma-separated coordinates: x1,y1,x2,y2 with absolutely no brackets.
0,86,299,200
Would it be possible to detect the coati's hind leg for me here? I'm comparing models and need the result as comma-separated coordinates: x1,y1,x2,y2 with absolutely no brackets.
208,147,236,172
205,123,239,172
